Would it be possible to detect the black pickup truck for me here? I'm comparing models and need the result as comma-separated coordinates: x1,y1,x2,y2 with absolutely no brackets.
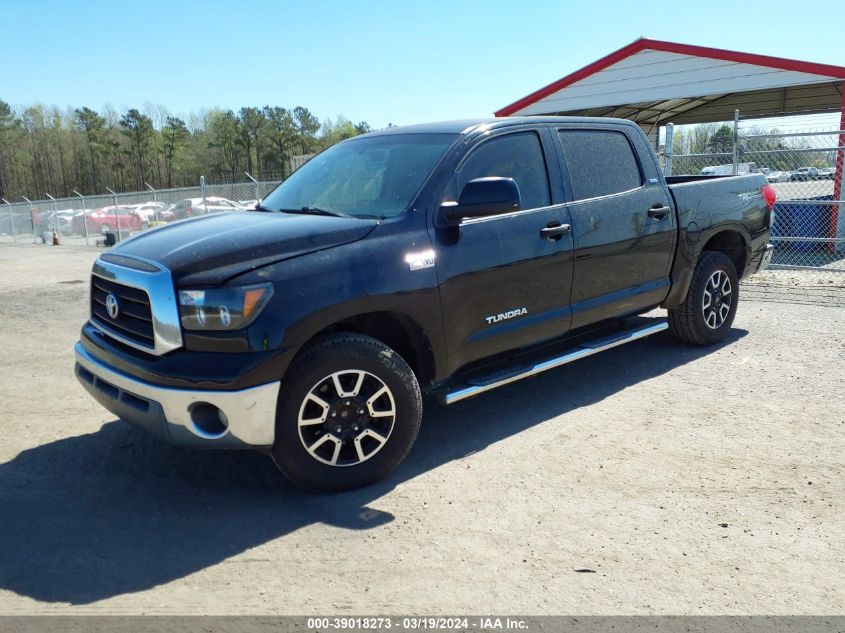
75,117,775,491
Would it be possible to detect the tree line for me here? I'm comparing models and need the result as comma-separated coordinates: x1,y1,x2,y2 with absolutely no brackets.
3,104,833,200
0,99,374,200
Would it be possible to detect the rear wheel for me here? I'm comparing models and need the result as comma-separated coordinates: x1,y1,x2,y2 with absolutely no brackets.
668,251,739,345
271,334,422,492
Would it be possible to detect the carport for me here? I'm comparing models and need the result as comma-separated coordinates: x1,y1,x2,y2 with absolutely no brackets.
495,38,845,258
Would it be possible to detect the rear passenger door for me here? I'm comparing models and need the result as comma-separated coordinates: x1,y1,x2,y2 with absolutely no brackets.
555,126,676,328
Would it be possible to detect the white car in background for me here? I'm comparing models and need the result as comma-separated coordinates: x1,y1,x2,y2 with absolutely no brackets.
129,202,169,223
766,171,790,183
700,163,756,176
160,197,250,221
45,208,77,235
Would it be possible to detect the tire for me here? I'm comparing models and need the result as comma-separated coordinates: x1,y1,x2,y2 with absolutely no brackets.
271,333,422,492
668,251,739,346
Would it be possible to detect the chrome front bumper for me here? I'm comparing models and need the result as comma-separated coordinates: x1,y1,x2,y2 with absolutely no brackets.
74,343,280,448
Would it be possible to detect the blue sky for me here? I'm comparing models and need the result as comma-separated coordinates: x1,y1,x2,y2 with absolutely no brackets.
2,0,844,129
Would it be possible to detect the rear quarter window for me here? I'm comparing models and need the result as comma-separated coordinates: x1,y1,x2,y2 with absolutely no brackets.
557,130,643,201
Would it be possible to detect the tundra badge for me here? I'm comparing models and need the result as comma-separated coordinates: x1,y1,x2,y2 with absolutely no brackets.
486,308,528,324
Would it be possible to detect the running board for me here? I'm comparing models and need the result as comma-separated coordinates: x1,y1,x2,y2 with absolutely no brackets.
440,320,668,405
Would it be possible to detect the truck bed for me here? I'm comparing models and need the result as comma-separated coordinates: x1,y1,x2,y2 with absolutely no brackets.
667,173,767,230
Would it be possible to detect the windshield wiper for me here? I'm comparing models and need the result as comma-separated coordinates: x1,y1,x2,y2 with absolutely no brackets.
254,203,276,212
278,206,352,218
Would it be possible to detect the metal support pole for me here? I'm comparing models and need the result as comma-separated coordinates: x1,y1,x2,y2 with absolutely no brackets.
105,187,121,241
664,123,674,177
45,193,59,237
73,190,90,246
245,171,260,203
2,198,15,242
22,196,36,242
144,182,159,223
732,109,740,175
200,175,208,214
832,84,845,253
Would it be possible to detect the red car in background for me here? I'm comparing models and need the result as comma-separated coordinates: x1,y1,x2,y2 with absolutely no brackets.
71,205,146,235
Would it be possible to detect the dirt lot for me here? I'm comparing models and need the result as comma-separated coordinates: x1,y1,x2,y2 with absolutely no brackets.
0,244,842,615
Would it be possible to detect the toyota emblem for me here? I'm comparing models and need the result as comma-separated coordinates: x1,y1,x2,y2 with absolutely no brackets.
105,293,120,319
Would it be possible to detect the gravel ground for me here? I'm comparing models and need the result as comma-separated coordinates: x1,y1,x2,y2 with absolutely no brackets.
0,244,842,615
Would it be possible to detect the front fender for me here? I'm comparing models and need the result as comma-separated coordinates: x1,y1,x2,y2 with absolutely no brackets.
234,218,449,383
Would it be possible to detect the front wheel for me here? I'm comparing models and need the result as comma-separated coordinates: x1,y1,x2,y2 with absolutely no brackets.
668,251,739,345
271,334,422,492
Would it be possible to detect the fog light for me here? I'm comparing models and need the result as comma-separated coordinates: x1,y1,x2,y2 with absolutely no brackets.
188,402,229,439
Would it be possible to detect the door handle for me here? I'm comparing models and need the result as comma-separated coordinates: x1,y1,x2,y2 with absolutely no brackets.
540,223,572,240
648,204,671,220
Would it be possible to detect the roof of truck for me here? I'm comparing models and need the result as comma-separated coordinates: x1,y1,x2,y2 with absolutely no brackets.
365,116,636,136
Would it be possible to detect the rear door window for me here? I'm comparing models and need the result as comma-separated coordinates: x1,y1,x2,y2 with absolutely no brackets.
457,131,551,210
557,130,642,201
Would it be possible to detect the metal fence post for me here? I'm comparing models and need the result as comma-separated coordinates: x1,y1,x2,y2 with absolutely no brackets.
144,182,159,223
245,171,260,202
105,187,121,241
73,189,89,246
22,196,36,243
200,175,208,214
664,123,674,177
2,198,15,243
45,193,59,238
732,109,740,175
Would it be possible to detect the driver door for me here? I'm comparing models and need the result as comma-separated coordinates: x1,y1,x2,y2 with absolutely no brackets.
434,128,575,375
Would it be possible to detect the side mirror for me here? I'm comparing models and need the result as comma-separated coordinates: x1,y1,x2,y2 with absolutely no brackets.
440,177,521,223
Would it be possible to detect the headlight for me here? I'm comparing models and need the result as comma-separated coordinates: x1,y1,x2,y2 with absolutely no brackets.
178,283,274,331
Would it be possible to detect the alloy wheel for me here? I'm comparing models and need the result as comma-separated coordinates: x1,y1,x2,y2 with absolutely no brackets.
297,370,396,467
702,269,732,329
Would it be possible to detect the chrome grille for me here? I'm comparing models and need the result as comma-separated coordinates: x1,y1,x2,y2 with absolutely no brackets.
89,258,182,356
91,277,155,348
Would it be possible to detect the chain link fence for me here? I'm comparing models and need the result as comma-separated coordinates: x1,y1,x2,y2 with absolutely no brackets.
3,121,844,293
0,173,283,247
663,113,845,286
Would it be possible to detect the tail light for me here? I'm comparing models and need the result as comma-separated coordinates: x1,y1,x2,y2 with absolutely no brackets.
760,184,777,210
761,184,777,229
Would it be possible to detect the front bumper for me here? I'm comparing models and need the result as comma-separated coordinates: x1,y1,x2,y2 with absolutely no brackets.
74,342,280,448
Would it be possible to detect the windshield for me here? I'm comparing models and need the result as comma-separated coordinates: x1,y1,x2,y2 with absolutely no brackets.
260,133,457,219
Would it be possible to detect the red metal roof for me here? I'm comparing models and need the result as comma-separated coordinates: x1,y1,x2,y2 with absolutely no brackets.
495,38,845,117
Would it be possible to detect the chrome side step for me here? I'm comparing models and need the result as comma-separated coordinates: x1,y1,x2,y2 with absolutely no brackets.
440,320,668,405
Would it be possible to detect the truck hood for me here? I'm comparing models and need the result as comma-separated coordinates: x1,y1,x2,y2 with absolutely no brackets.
111,211,379,285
